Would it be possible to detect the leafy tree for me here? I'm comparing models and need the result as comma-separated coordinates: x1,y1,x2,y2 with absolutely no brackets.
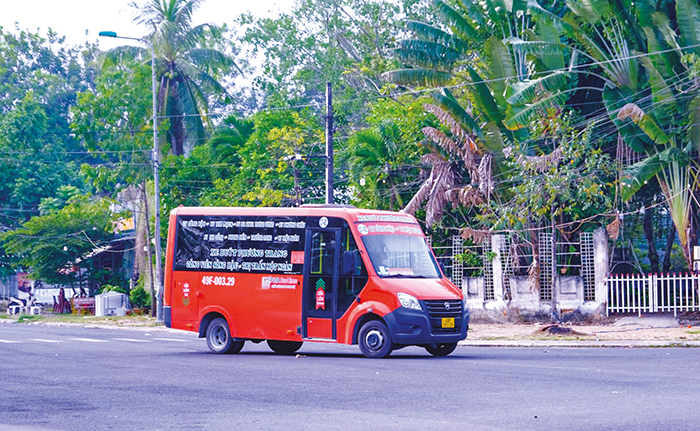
0,28,98,231
1,196,117,291
0,93,83,230
340,95,430,210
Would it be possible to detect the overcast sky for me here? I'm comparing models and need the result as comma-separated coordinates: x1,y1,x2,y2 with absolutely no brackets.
0,0,292,49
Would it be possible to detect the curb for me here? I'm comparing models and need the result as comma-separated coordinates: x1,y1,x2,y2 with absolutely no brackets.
459,339,700,348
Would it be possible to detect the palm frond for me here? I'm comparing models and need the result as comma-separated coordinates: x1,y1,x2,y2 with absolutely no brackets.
676,0,700,56
485,36,515,108
638,57,677,126
422,127,465,164
602,85,653,153
431,89,483,139
382,69,452,87
477,153,493,197
564,0,610,25
405,20,470,54
686,94,700,152
467,66,503,125
394,40,462,69
432,0,479,41
507,71,570,105
617,103,671,145
619,151,664,201
423,103,476,156
100,46,148,71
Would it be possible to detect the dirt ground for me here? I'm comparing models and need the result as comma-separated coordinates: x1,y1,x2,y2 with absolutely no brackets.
468,323,700,341
468,312,700,342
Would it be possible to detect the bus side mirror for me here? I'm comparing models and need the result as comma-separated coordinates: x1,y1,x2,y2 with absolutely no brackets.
341,250,357,275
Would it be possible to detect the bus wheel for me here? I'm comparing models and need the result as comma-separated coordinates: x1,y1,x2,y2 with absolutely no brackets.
267,340,303,355
359,320,393,358
206,317,244,354
424,342,457,357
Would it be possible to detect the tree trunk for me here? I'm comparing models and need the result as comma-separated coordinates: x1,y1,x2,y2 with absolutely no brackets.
140,182,156,317
662,222,676,273
643,209,660,274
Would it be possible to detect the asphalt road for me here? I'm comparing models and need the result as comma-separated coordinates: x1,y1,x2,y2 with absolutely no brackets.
1,323,699,431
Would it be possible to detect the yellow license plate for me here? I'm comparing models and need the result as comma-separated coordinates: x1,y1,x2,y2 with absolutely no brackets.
441,317,455,328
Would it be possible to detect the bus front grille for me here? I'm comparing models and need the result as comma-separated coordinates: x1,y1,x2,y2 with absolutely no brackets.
424,300,463,334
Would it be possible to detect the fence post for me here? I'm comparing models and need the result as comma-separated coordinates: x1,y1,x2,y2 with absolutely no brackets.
491,235,506,301
649,273,657,313
451,236,464,289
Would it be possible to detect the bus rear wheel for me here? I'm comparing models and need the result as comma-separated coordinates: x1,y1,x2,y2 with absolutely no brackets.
267,340,303,355
358,320,393,358
206,317,244,354
424,342,457,357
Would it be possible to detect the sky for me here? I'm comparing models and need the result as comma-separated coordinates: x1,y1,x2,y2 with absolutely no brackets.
0,0,292,49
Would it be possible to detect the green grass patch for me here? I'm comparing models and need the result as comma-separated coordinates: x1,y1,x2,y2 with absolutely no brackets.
17,314,44,323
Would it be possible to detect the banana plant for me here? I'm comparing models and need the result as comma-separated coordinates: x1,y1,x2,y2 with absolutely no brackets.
524,0,700,268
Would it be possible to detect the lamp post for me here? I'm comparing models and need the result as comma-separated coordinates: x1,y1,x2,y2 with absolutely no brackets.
99,31,163,322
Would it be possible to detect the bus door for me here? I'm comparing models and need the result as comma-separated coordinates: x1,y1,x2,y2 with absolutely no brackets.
303,228,340,339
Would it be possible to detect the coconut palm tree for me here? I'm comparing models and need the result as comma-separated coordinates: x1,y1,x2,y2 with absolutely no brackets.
103,0,240,156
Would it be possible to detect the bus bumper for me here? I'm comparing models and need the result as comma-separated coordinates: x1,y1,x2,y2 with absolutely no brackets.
163,306,172,328
384,305,469,345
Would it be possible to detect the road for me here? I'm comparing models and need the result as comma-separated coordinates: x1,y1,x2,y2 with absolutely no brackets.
1,323,698,431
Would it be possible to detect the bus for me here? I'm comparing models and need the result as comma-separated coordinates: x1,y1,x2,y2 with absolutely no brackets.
163,205,469,358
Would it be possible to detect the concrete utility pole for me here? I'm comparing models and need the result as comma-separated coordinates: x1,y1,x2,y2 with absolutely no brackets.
325,82,333,204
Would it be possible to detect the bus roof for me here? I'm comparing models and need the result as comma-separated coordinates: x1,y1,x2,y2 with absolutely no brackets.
169,205,420,225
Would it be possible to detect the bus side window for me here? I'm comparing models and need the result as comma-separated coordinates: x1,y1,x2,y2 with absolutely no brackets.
337,223,367,315
310,231,334,275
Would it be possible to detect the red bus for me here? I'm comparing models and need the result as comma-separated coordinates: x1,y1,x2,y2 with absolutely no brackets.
163,205,469,358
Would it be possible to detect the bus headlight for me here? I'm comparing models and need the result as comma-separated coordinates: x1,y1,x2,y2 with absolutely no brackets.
397,292,422,311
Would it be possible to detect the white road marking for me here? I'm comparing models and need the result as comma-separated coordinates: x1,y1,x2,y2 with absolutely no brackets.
153,338,191,342
0,339,21,344
31,339,60,343
112,338,152,343
71,338,109,343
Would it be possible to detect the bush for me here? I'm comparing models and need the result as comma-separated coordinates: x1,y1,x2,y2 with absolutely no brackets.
99,284,127,294
129,285,151,308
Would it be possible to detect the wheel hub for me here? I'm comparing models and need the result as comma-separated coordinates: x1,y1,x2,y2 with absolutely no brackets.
213,326,227,347
365,329,384,350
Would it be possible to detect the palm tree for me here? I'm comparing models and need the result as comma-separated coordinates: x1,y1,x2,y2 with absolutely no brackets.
104,0,240,156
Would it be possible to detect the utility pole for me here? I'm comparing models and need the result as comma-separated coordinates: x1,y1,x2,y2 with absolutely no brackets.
151,41,163,322
99,31,163,322
325,82,333,204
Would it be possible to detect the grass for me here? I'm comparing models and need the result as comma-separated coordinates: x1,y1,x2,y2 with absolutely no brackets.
1,312,161,327
17,314,44,323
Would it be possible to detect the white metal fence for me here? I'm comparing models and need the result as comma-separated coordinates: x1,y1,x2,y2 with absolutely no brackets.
607,273,700,316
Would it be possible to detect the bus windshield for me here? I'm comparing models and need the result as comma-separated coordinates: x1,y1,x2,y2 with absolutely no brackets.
362,234,441,278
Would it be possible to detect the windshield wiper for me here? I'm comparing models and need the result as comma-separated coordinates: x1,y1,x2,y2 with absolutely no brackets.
383,274,428,279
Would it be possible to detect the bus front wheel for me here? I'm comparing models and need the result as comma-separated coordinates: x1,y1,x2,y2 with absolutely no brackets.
267,340,303,355
424,342,457,357
358,320,393,358
206,317,244,354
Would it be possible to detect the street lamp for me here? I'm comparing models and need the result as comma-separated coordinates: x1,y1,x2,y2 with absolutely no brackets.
99,31,164,322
